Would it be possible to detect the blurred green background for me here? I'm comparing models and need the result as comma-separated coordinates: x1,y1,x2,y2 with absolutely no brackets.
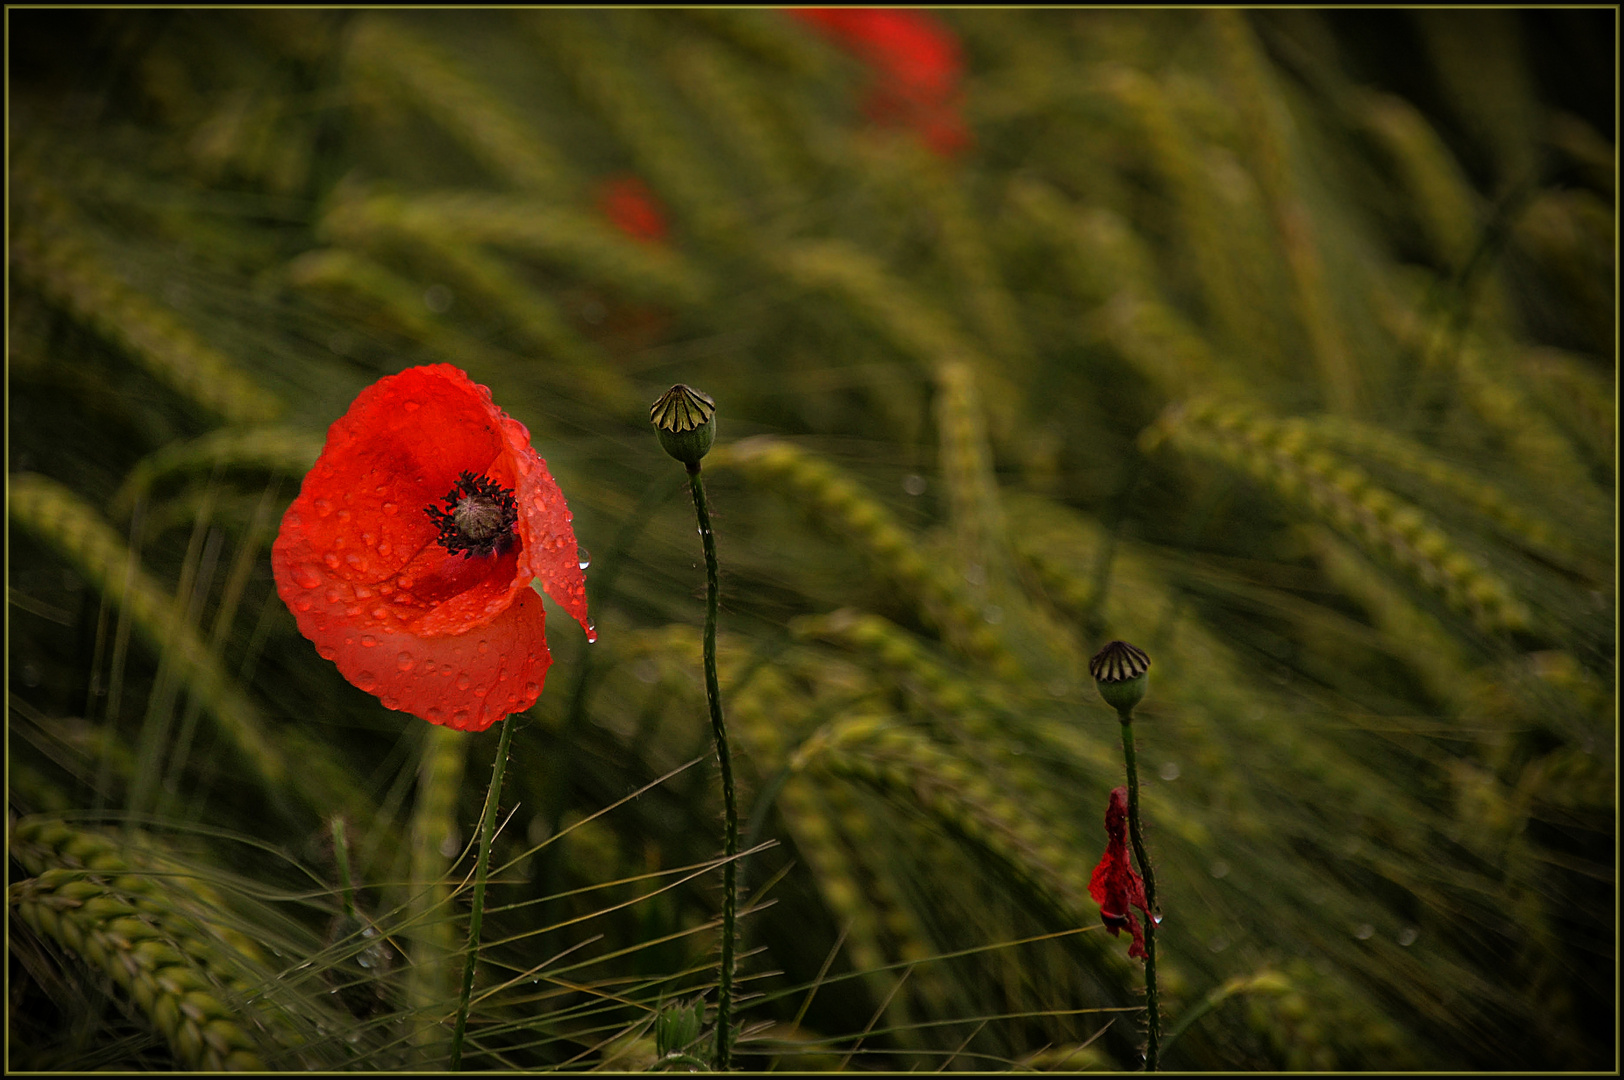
8,8,1614,1071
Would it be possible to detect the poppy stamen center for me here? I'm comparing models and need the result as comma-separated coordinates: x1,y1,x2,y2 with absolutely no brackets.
425,471,519,558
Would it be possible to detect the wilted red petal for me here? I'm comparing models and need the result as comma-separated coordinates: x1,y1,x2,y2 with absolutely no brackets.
272,364,592,731
596,175,669,245
1089,786,1150,960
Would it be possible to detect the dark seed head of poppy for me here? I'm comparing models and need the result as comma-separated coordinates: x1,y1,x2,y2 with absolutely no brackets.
425,471,519,558
1090,640,1150,716
650,384,716,467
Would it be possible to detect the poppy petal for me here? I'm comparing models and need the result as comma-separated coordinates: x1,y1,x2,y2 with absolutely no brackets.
312,586,553,732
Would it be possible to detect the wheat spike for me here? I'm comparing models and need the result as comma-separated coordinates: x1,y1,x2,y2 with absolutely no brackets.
1351,89,1481,270
528,10,744,245
1301,414,1599,573
10,192,281,425
1005,179,1239,400
935,361,1014,594
373,234,638,419
665,38,807,213
1305,526,1477,706
910,149,1036,370
1211,10,1360,414
319,186,710,308
345,15,569,194
1144,400,1533,634
1516,346,1614,479
113,427,323,521
772,238,1023,442
795,721,1101,941
714,437,1014,674
1412,11,1538,189
1452,338,1598,500
1098,63,1276,368
9,817,326,1070
406,725,468,1059
774,774,901,1006
9,474,290,791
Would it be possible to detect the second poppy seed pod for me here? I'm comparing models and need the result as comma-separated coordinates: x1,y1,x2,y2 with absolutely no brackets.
1090,640,1150,717
651,384,716,467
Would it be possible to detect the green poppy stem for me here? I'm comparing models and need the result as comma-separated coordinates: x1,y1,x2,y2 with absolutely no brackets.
688,462,738,1071
449,715,514,1071
1117,710,1160,1071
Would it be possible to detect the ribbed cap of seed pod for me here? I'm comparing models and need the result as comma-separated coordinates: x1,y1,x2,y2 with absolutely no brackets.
1089,640,1150,716
650,384,716,467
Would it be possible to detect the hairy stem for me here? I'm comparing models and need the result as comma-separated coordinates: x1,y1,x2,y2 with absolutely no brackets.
449,716,514,1071
1118,713,1160,1071
689,463,738,1070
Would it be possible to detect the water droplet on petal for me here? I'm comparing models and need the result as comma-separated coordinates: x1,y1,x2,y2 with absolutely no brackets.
397,652,414,672
382,502,398,515
377,542,392,556
577,548,591,570
314,499,333,517
419,660,435,675
477,641,490,655
356,670,377,690
361,635,377,648
456,673,471,690
452,708,470,726
372,606,391,620
585,618,597,642
337,509,351,524
403,399,421,412
524,682,539,697
324,553,341,569
294,566,321,589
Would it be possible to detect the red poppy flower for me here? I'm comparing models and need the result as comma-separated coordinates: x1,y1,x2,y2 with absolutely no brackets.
271,364,593,732
1089,786,1150,960
788,8,972,158
596,174,669,245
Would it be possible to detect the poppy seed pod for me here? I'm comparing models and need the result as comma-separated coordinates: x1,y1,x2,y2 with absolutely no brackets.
1090,640,1151,717
651,384,716,466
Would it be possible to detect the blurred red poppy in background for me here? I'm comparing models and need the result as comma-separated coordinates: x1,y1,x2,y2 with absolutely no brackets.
1089,786,1151,960
272,364,593,732
596,174,670,245
789,7,972,157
